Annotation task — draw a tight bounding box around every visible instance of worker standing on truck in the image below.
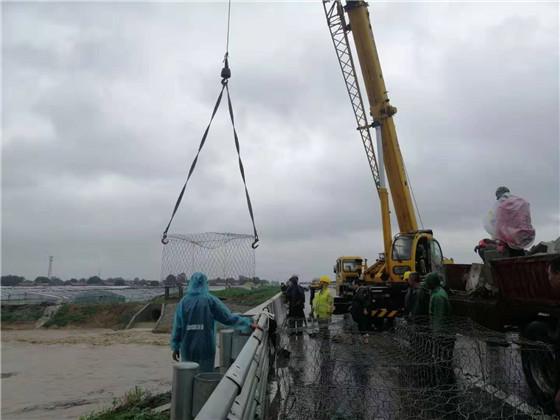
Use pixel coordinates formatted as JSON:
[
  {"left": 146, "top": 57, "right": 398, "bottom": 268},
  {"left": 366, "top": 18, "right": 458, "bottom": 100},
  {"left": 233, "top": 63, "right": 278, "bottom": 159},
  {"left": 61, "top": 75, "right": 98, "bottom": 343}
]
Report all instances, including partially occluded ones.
[
  {"left": 425, "top": 272, "right": 454, "bottom": 383},
  {"left": 483, "top": 186, "right": 535, "bottom": 256},
  {"left": 313, "top": 275, "right": 334, "bottom": 333}
]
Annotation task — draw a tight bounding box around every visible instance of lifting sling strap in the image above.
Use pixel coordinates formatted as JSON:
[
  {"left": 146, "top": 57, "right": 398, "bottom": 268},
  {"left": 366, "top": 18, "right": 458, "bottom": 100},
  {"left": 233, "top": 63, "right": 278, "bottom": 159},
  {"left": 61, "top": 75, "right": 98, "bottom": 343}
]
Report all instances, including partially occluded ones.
[{"left": 161, "top": 56, "right": 259, "bottom": 249}]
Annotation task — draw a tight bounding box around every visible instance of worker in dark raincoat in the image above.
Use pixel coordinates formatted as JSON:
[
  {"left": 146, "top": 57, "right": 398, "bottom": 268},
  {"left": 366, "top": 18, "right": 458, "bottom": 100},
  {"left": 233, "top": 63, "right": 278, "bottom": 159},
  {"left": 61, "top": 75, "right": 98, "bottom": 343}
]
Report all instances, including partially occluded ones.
[
  {"left": 170, "top": 272, "right": 254, "bottom": 372},
  {"left": 404, "top": 271, "right": 430, "bottom": 323},
  {"left": 286, "top": 275, "right": 306, "bottom": 334},
  {"left": 404, "top": 270, "right": 431, "bottom": 379},
  {"left": 351, "top": 286, "right": 372, "bottom": 342}
]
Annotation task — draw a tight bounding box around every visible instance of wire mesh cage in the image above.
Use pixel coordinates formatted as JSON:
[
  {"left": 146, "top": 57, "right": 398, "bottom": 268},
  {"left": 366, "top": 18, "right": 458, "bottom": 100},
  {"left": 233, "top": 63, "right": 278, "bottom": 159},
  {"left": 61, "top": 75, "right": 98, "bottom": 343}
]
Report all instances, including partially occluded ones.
[
  {"left": 269, "top": 314, "right": 552, "bottom": 420},
  {"left": 160, "top": 232, "right": 256, "bottom": 283}
]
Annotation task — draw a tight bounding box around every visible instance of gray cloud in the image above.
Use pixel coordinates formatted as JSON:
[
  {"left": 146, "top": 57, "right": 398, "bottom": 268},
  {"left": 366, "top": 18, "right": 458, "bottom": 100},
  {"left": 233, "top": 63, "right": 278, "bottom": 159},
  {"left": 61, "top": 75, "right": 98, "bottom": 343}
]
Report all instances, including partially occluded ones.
[{"left": 2, "top": 1, "right": 558, "bottom": 282}]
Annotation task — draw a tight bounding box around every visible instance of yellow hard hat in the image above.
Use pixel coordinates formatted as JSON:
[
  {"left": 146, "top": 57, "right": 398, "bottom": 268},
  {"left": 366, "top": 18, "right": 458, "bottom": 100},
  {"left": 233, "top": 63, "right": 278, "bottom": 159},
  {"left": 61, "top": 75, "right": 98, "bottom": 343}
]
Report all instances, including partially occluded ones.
[
  {"left": 319, "top": 275, "right": 331, "bottom": 284},
  {"left": 403, "top": 271, "right": 412, "bottom": 281}
]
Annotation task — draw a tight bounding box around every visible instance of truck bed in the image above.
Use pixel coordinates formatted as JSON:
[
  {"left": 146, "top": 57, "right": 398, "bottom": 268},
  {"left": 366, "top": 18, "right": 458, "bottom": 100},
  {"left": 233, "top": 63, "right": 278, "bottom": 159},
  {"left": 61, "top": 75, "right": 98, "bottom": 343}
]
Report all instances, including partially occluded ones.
[{"left": 446, "top": 254, "right": 560, "bottom": 330}]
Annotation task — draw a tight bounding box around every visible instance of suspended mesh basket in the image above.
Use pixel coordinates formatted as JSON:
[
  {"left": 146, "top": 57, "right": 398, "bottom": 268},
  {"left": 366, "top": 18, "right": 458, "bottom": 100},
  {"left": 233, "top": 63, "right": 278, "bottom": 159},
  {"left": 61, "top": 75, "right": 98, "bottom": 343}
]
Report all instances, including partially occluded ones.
[{"left": 160, "top": 232, "right": 256, "bottom": 283}]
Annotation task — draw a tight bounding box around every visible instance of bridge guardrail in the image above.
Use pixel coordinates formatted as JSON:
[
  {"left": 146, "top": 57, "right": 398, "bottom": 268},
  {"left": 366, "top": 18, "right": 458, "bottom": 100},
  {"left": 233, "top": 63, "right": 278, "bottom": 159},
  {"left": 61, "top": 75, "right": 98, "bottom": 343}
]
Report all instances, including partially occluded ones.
[{"left": 195, "top": 293, "right": 283, "bottom": 420}]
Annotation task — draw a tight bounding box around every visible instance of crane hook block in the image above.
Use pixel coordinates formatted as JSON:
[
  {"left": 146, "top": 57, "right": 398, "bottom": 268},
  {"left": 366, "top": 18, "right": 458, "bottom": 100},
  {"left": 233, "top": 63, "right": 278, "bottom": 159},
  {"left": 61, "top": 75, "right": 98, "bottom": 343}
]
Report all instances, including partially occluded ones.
[
  {"left": 221, "top": 65, "right": 231, "bottom": 80},
  {"left": 221, "top": 56, "right": 231, "bottom": 80}
]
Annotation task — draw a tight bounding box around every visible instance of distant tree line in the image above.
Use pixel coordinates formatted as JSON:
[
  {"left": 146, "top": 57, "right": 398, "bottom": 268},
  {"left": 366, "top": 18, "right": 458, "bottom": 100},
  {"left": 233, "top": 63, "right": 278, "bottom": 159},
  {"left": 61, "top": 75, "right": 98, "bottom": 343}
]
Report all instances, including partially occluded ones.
[
  {"left": 0, "top": 275, "right": 160, "bottom": 287},
  {"left": 2, "top": 273, "right": 277, "bottom": 288},
  {"left": 163, "top": 273, "right": 272, "bottom": 287}
]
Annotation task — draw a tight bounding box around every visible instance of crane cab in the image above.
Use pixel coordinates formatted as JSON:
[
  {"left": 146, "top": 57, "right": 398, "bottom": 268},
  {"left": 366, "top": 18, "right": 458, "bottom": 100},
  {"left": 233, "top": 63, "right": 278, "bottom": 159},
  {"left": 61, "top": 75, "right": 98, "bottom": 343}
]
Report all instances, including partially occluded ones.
[{"left": 378, "top": 230, "right": 446, "bottom": 284}]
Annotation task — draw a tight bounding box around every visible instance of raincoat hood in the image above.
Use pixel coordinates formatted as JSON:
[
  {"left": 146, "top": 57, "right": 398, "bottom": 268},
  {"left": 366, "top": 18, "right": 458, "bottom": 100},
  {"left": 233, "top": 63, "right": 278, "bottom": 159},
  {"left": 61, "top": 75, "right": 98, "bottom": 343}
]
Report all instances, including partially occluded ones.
[
  {"left": 495, "top": 186, "right": 510, "bottom": 200},
  {"left": 425, "top": 272, "right": 441, "bottom": 289},
  {"left": 187, "top": 272, "right": 210, "bottom": 295}
]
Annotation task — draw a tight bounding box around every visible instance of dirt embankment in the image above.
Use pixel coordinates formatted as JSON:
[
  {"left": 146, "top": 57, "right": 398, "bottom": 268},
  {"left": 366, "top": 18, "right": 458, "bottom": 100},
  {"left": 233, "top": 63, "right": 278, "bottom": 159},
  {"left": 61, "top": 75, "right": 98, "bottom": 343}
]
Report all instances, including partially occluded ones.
[
  {"left": 1, "top": 302, "right": 145, "bottom": 330},
  {"left": 2, "top": 287, "right": 279, "bottom": 331},
  {"left": 44, "top": 302, "right": 145, "bottom": 329},
  {"left": 1, "top": 304, "right": 48, "bottom": 329}
]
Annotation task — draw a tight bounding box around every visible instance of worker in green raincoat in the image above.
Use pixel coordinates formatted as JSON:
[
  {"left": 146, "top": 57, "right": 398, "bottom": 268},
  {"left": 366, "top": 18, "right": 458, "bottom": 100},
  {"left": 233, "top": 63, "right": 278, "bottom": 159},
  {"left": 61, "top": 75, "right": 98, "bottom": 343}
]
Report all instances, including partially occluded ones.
[
  {"left": 425, "top": 272, "right": 455, "bottom": 383},
  {"left": 426, "top": 273, "right": 451, "bottom": 331}
]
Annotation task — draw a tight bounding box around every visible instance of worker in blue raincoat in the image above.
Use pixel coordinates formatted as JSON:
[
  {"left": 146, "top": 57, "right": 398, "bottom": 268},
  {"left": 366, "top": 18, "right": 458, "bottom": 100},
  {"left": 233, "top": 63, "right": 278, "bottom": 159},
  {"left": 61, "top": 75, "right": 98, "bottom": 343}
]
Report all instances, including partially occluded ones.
[{"left": 170, "top": 272, "right": 254, "bottom": 372}]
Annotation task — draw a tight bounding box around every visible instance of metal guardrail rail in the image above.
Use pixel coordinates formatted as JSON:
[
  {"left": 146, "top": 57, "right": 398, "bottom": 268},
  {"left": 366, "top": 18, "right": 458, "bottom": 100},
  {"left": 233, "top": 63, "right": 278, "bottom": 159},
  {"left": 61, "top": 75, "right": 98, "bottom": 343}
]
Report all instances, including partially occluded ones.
[{"left": 195, "top": 294, "right": 282, "bottom": 420}]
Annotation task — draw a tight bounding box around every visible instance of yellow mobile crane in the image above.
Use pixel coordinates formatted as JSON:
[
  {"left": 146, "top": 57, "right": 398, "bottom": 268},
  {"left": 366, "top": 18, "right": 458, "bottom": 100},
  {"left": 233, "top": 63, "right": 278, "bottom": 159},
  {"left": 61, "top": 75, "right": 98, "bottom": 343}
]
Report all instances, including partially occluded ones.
[{"left": 323, "top": 0, "right": 448, "bottom": 320}]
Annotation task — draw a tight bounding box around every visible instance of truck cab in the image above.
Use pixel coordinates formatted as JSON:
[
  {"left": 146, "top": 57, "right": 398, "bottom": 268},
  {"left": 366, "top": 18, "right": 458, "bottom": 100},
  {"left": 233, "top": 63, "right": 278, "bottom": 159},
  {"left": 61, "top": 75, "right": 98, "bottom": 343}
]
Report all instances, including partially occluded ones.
[{"left": 334, "top": 256, "right": 363, "bottom": 307}]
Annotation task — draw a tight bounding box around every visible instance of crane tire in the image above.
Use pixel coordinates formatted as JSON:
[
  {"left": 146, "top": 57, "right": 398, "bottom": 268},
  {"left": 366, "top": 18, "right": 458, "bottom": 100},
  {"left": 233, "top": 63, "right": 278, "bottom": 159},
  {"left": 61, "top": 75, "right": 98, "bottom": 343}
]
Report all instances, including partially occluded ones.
[{"left": 520, "top": 320, "right": 558, "bottom": 414}]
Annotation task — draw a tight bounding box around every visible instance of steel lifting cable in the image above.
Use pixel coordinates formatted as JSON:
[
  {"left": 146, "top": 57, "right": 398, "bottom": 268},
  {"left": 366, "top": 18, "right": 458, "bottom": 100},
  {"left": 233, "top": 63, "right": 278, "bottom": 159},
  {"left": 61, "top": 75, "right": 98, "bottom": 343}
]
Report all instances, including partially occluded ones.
[
  {"left": 161, "top": 0, "right": 259, "bottom": 248},
  {"left": 404, "top": 165, "right": 424, "bottom": 229}
]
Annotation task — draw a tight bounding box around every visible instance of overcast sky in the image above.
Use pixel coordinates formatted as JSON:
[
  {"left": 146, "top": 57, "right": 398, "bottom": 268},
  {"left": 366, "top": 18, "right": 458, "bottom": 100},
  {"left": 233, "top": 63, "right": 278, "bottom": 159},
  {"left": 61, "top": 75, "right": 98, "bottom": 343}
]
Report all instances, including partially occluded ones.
[{"left": 2, "top": 1, "right": 559, "bottom": 282}]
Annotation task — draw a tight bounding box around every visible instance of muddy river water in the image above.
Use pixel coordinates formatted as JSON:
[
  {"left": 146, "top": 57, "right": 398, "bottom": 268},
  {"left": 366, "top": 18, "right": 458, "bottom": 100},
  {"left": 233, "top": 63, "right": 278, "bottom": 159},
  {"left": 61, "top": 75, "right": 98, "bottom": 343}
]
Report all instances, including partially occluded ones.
[{"left": 1, "top": 328, "right": 172, "bottom": 419}]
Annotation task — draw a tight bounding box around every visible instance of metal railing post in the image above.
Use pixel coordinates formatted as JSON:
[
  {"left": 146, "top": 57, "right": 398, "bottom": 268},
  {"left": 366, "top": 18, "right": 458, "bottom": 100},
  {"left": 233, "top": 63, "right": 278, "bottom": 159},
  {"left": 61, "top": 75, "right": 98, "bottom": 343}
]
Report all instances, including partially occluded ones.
[
  {"left": 192, "top": 372, "right": 223, "bottom": 418},
  {"left": 231, "top": 331, "right": 250, "bottom": 359},
  {"left": 220, "top": 329, "right": 234, "bottom": 372},
  {"left": 171, "top": 362, "right": 199, "bottom": 420}
]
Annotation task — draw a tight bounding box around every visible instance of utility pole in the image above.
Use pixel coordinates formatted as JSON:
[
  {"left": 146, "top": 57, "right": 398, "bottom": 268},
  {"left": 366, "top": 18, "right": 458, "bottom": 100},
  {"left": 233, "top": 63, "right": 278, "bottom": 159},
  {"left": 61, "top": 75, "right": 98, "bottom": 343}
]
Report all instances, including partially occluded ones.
[{"left": 47, "top": 256, "right": 54, "bottom": 279}]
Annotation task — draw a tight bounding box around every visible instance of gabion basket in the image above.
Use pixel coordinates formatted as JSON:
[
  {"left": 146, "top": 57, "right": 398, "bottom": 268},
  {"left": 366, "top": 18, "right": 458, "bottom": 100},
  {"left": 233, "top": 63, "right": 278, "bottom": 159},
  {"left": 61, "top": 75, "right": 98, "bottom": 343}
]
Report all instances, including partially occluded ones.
[
  {"left": 160, "top": 232, "right": 256, "bottom": 283},
  {"left": 271, "top": 315, "right": 550, "bottom": 420}
]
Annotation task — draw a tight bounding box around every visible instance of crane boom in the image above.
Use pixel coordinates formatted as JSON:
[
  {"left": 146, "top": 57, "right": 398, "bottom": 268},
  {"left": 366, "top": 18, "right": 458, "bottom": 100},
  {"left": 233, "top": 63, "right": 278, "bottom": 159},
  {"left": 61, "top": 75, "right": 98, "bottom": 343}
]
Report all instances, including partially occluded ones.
[
  {"left": 322, "top": 0, "right": 380, "bottom": 188},
  {"left": 345, "top": 0, "right": 418, "bottom": 234},
  {"left": 322, "top": 0, "right": 393, "bottom": 258}
]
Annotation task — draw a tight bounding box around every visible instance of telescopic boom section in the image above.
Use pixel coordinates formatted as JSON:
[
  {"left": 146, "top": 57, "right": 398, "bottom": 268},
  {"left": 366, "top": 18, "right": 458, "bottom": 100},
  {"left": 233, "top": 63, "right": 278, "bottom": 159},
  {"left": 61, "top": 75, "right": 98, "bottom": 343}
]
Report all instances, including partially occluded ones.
[{"left": 345, "top": 1, "right": 417, "bottom": 234}]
